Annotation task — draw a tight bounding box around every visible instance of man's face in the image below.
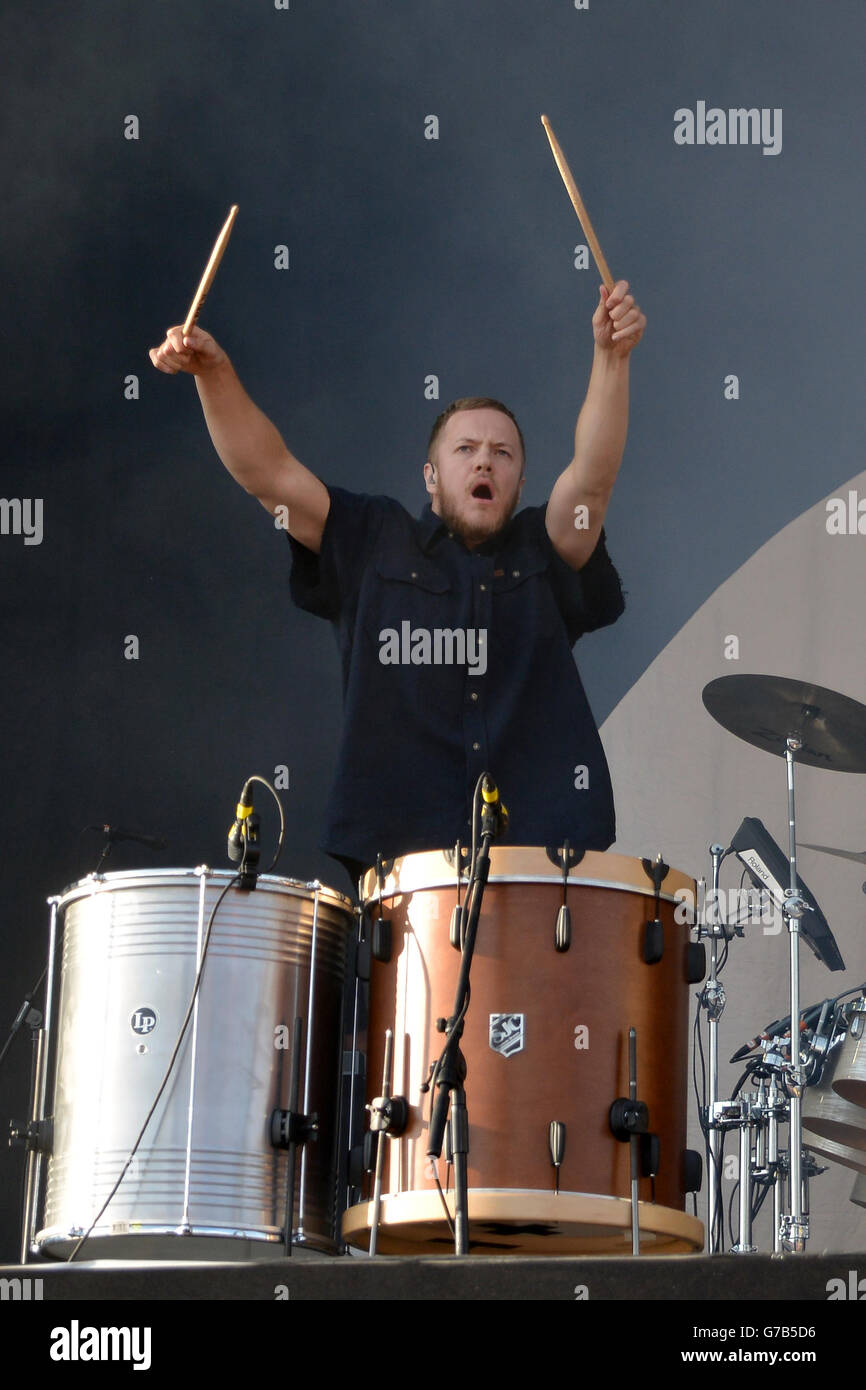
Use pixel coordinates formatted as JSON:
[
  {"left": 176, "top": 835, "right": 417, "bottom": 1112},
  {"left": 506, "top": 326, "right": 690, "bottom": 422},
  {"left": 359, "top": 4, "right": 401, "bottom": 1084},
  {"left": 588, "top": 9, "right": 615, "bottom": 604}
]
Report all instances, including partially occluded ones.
[{"left": 424, "top": 408, "right": 525, "bottom": 548}]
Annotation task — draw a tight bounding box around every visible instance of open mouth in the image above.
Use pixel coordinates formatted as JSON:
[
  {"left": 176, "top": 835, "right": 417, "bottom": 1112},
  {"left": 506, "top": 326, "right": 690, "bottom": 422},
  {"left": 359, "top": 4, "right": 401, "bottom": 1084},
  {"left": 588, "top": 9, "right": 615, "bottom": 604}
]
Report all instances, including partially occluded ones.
[{"left": 471, "top": 483, "right": 494, "bottom": 501}]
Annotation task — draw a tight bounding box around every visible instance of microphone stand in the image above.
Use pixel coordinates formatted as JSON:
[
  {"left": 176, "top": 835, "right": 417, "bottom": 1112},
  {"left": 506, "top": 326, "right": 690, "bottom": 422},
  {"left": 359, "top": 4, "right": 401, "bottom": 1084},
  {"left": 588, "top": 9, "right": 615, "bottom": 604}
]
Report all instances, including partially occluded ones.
[{"left": 426, "top": 803, "right": 499, "bottom": 1256}]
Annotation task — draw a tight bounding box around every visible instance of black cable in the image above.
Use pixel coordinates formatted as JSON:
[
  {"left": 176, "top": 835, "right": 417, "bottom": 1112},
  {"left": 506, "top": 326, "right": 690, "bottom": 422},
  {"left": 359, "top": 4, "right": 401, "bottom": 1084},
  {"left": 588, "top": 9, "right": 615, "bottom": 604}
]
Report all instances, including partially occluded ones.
[
  {"left": 728, "top": 1177, "right": 739, "bottom": 1249},
  {"left": 242, "top": 773, "right": 286, "bottom": 875},
  {"left": 432, "top": 1168, "right": 456, "bottom": 1239}
]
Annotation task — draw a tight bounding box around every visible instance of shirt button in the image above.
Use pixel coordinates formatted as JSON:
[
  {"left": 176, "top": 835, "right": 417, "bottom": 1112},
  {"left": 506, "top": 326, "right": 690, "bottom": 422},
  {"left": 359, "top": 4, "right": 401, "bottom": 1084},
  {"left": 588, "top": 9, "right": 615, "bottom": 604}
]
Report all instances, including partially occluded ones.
[
  {"left": 480, "top": 583, "right": 487, "bottom": 592},
  {"left": 512, "top": 569, "right": 520, "bottom": 578},
  {"left": 410, "top": 571, "right": 418, "bottom": 579},
  {"left": 470, "top": 692, "right": 478, "bottom": 702},
  {"left": 472, "top": 741, "right": 480, "bottom": 751}
]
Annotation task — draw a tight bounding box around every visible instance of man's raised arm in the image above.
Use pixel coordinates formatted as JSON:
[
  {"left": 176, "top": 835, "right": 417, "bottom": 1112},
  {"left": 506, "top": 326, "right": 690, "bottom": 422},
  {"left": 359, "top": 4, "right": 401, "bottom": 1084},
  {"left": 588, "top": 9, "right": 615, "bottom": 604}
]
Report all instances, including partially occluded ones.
[
  {"left": 545, "top": 280, "right": 645, "bottom": 571},
  {"left": 149, "top": 325, "right": 330, "bottom": 553}
]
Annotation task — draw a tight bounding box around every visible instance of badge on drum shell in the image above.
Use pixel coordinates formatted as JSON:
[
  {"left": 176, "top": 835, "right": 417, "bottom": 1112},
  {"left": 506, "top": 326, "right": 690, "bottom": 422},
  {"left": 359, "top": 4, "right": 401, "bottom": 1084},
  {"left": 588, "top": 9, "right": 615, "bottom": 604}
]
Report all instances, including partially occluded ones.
[
  {"left": 130, "top": 1007, "right": 157, "bottom": 1036},
  {"left": 489, "top": 1013, "right": 524, "bottom": 1057}
]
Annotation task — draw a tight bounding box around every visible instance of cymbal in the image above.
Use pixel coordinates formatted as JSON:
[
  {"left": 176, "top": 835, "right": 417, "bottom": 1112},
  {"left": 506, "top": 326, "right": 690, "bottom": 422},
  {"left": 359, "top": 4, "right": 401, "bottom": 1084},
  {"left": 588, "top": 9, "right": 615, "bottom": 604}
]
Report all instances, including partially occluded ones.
[
  {"left": 799, "top": 841, "right": 866, "bottom": 865},
  {"left": 702, "top": 675, "right": 866, "bottom": 772}
]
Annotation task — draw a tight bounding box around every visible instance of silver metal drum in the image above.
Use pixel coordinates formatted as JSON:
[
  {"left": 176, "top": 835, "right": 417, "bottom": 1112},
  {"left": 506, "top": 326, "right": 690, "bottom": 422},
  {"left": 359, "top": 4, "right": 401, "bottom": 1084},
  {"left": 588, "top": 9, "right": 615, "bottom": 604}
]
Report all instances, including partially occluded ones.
[
  {"left": 35, "top": 868, "right": 353, "bottom": 1260},
  {"left": 831, "top": 994, "right": 866, "bottom": 1108},
  {"left": 803, "top": 1040, "right": 866, "bottom": 1158}
]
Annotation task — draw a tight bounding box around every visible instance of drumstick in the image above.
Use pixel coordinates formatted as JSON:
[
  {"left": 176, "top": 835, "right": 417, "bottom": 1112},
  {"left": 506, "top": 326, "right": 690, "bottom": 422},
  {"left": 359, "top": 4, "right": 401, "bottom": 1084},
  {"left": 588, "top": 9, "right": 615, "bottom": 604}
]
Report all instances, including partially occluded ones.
[
  {"left": 182, "top": 204, "right": 239, "bottom": 336},
  {"left": 540, "top": 116, "right": 613, "bottom": 290}
]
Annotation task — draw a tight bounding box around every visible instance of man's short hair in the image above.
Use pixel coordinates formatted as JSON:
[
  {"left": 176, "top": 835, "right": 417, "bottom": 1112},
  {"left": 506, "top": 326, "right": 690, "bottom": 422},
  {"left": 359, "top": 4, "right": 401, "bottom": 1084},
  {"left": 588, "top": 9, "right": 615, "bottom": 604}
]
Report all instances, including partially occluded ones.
[{"left": 427, "top": 397, "right": 526, "bottom": 464}]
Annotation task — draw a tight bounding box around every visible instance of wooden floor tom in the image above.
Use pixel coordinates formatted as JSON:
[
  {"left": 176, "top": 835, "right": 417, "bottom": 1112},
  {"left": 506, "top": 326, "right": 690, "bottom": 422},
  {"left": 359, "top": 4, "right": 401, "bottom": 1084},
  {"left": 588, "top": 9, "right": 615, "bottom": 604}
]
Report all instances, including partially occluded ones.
[{"left": 344, "top": 847, "right": 704, "bottom": 1255}]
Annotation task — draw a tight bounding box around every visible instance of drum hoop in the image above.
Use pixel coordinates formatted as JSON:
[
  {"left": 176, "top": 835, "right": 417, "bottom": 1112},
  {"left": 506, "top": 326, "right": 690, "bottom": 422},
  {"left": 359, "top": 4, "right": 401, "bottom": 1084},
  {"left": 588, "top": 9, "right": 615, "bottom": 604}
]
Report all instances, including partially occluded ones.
[
  {"left": 369, "top": 873, "right": 688, "bottom": 905},
  {"left": 55, "top": 867, "right": 354, "bottom": 916},
  {"left": 362, "top": 849, "right": 694, "bottom": 906}
]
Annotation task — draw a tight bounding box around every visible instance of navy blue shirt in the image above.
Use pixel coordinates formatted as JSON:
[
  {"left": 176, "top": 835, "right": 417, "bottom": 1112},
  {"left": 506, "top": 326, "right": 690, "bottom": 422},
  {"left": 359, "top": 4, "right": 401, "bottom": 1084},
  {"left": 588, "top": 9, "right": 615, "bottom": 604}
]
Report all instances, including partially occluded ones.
[{"left": 288, "top": 486, "right": 624, "bottom": 871}]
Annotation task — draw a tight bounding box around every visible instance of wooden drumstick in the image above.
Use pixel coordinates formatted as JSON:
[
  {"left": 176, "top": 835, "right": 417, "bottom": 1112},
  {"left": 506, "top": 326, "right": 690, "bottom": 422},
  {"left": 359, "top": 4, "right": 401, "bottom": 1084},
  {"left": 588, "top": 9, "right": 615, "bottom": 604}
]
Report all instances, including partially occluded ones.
[
  {"left": 182, "top": 204, "right": 239, "bottom": 336},
  {"left": 540, "top": 115, "right": 613, "bottom": 290}
]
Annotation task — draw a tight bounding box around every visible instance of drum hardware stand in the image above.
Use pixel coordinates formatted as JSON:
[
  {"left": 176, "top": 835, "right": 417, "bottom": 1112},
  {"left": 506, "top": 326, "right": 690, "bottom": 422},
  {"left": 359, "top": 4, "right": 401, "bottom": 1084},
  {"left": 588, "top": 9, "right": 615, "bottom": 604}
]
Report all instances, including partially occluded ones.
[
  {"left": 696, "top": 844, "right": 737, "bottom": 1254},
  {"left": 15, "top": 894, "right": 62, "bottom": 1263},
  {"left": 345, "top": 893, "right": 368, "bottom": 1208},
  {"left": 640, "top": 854, "right": 669, "bottom": 964},
  {"left": 4, "top": 979, "right": 49, "bottom": 1260},
  {"left": 9, "top": 1048, "right": 53, "bottom": 1265},
  {"left": 609, "top": 1027, "right": 649, "bottom": 1255},
  {"left": 366, "top": 1028, "right": 408, "bottom": 1256},
  {"left": 726, "top": 1090, "right": 770, "bottom": 1254},
  {"left": 270, "top": 1017, "right": 318, "bottom": 1257},
  {"left": 751, "top": 1071, "right": 786, "bottom": 1253},
  {"left": 0, "top": 966, "right": 47, "bottom": 1071},
  {"left": 426, "top": 795, "right": 500, "bottom": 1256},
  {"left": 775, "top": 1148, "right": 821, "bottom": 1246},
  {"left": 779, "top": 735, "right": 810, "bottom": 1252}
]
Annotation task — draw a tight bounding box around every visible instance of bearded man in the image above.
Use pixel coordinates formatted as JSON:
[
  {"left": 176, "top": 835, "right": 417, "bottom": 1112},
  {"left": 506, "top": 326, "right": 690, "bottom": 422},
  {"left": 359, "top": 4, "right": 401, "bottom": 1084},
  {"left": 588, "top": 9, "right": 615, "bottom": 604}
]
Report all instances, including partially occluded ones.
[{"left": 150, "top": 281, "right": 645, "bottom": 879}]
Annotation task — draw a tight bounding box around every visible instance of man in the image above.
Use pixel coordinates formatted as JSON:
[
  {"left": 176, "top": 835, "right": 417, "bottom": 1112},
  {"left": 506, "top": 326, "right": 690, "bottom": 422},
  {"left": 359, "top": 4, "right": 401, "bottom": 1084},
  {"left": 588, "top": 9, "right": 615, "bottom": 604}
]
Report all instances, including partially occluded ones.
[{"left": 150, "top": 282, "right": 645, "bottom": 879}]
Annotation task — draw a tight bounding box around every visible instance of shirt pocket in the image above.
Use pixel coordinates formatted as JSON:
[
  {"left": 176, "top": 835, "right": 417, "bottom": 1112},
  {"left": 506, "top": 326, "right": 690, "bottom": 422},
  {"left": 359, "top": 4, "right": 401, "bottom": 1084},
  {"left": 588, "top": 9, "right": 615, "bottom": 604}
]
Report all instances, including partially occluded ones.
[
  {"left": 492, "top": 552, "right": 572, "bottom": 647},
  {"left": 492, "top": 552, "right": 549, "bottom": 594},
  {"left": 361, "top": 553, "right": 453, "bottom": 644}
]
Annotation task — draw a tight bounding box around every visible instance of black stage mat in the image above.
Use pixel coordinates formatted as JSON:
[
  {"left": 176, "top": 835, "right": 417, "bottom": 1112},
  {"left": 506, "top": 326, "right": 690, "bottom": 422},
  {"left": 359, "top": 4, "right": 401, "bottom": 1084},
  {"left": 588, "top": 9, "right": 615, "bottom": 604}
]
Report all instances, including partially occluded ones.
[{"left": 3, "top": 1251, "right": 865, "bottom": 1301}]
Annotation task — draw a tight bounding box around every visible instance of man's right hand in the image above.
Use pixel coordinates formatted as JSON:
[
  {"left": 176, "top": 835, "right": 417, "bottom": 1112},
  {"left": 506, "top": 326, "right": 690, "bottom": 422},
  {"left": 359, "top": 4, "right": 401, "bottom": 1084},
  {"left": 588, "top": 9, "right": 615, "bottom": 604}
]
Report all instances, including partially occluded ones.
[
  {"left": 147, "top": 322, "right": 330, "bottom": 552},
  {"left": 149, "top": 324, "right": 227, "bottom": 376}
]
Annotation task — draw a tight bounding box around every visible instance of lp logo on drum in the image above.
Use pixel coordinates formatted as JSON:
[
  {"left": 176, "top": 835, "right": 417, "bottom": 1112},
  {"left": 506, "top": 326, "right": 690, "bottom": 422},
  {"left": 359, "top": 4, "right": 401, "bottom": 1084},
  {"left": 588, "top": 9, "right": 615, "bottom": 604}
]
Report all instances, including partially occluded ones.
[{"left": 130, "top": 1008, "right": 157, "bottom": 1036}]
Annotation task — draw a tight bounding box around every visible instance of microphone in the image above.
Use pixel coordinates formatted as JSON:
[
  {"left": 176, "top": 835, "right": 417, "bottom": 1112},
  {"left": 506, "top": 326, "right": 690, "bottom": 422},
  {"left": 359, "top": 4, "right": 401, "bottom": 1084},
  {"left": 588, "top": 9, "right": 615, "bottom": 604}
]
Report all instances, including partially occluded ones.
[
  {"left": 481, "top": 774, "right": 509, "bottom": 837},
  {"left": 729, "top": 999, "right": 831, "bottom": 1062},
  {"left": 227, "top": 779, "right": 256, "bottom": 863}
]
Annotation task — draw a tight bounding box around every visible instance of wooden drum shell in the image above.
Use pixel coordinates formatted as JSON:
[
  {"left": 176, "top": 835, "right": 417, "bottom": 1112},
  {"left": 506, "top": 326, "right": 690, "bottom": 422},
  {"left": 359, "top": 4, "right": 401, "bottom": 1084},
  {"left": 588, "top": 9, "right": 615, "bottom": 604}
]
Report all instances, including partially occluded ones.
[{"left": 345, "top": 848, "right": 704, "bottom": 1255}]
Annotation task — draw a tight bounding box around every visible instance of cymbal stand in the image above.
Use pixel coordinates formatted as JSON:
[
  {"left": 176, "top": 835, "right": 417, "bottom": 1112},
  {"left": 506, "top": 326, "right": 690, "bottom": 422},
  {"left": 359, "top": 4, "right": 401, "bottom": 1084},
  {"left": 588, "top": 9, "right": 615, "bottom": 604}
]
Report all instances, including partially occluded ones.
[
  {"left": 780, "top": 737, "right": 810, "bottom": 1252},
  {"left": 765, "top": 1071, "right": 786, "bottom": 1253},
  {"left": 698, "top": 844, "right": 730, "bottom": 1253}
]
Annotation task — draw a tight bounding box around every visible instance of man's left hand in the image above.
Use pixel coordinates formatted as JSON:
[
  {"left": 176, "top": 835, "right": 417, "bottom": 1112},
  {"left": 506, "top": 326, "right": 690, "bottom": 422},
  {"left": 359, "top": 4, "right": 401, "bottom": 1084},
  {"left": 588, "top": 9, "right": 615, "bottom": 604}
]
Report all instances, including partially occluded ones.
[{"left": 592, "top": 279, "right": 645, "bottom": 357}]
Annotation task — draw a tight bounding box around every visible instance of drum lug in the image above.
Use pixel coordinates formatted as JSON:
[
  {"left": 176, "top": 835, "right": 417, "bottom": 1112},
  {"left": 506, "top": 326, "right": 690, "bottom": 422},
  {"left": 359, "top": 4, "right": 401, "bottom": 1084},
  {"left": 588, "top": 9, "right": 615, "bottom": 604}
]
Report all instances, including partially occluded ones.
[
  {"left": 641, "top": 854, "right": 670, "bottom": 893},
  {"left": 544, "top": 844, "right": 585, "bottom": 871},
  {"left": 640, "top": 1131, "right": 660, "bottom": 1178},
  {"left": 450, "top": 903, "right": 464, "bottom": 951},
  {"left": 685, "top": 941, "right": 707, "bottom": 983},
  {"left": 548, "top": 1120, "right": 566, "bottom": 1192},
  {"left": 361, "top": 1131, "right": 378, "bottom": 1176},
  {"left": 372, "top": 916, "right": 392, "bottom": 963},
  {"left": 682, "top": 1148, "right": 703, "bottom": 1193},
  {"left": 555, "top": 904, "right": 571, "bottom": 952},
  {"left": 643, "top": 918, "right": 664, "bottom": 964},
  {"left": 641, "top": 855, "right": 669, "bottom": 965},
  {"left": 355, "top": 935, "right": 371, "bottom": 982}
]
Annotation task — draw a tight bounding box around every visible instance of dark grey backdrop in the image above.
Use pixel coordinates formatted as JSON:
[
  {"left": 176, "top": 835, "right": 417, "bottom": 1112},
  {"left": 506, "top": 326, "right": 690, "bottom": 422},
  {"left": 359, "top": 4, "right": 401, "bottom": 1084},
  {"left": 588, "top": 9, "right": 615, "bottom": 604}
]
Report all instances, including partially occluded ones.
[{"left": 2, "top": 0, "right": 864, "bottom": 1262}]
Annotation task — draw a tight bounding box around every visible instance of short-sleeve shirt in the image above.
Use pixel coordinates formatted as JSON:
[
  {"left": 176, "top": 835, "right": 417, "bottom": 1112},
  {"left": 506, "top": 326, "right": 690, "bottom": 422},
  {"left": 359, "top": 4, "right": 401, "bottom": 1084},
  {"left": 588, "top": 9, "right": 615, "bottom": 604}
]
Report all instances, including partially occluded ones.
[{"left": 288, "top": 486, "right": 624, "bottom": 873}]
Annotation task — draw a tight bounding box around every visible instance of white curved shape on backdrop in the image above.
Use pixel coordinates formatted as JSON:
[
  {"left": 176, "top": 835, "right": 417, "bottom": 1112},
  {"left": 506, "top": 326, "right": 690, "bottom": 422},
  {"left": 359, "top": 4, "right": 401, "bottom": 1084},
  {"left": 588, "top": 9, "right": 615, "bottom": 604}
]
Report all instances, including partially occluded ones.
[{"left": 601, "top": 472, "right": 866, "bottom": 1252}]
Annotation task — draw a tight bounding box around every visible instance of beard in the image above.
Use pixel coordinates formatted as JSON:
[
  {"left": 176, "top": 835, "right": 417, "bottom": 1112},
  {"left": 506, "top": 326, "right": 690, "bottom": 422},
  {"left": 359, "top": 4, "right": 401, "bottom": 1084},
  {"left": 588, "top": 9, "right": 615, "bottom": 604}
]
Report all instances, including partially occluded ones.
[{"left": 435, "top": 486, "right": 520, "bottom": 549}]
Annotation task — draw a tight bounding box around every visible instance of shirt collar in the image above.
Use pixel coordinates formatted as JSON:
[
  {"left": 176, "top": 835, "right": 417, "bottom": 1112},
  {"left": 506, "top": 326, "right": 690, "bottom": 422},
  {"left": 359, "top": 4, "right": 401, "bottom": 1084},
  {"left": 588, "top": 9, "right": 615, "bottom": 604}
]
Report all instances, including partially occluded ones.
[
  {"left": 416, "top": 502, "right": 521, "bottom": 556},
  {"left": 416, "top": 502, "right": 449, "bottom": 552}
]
